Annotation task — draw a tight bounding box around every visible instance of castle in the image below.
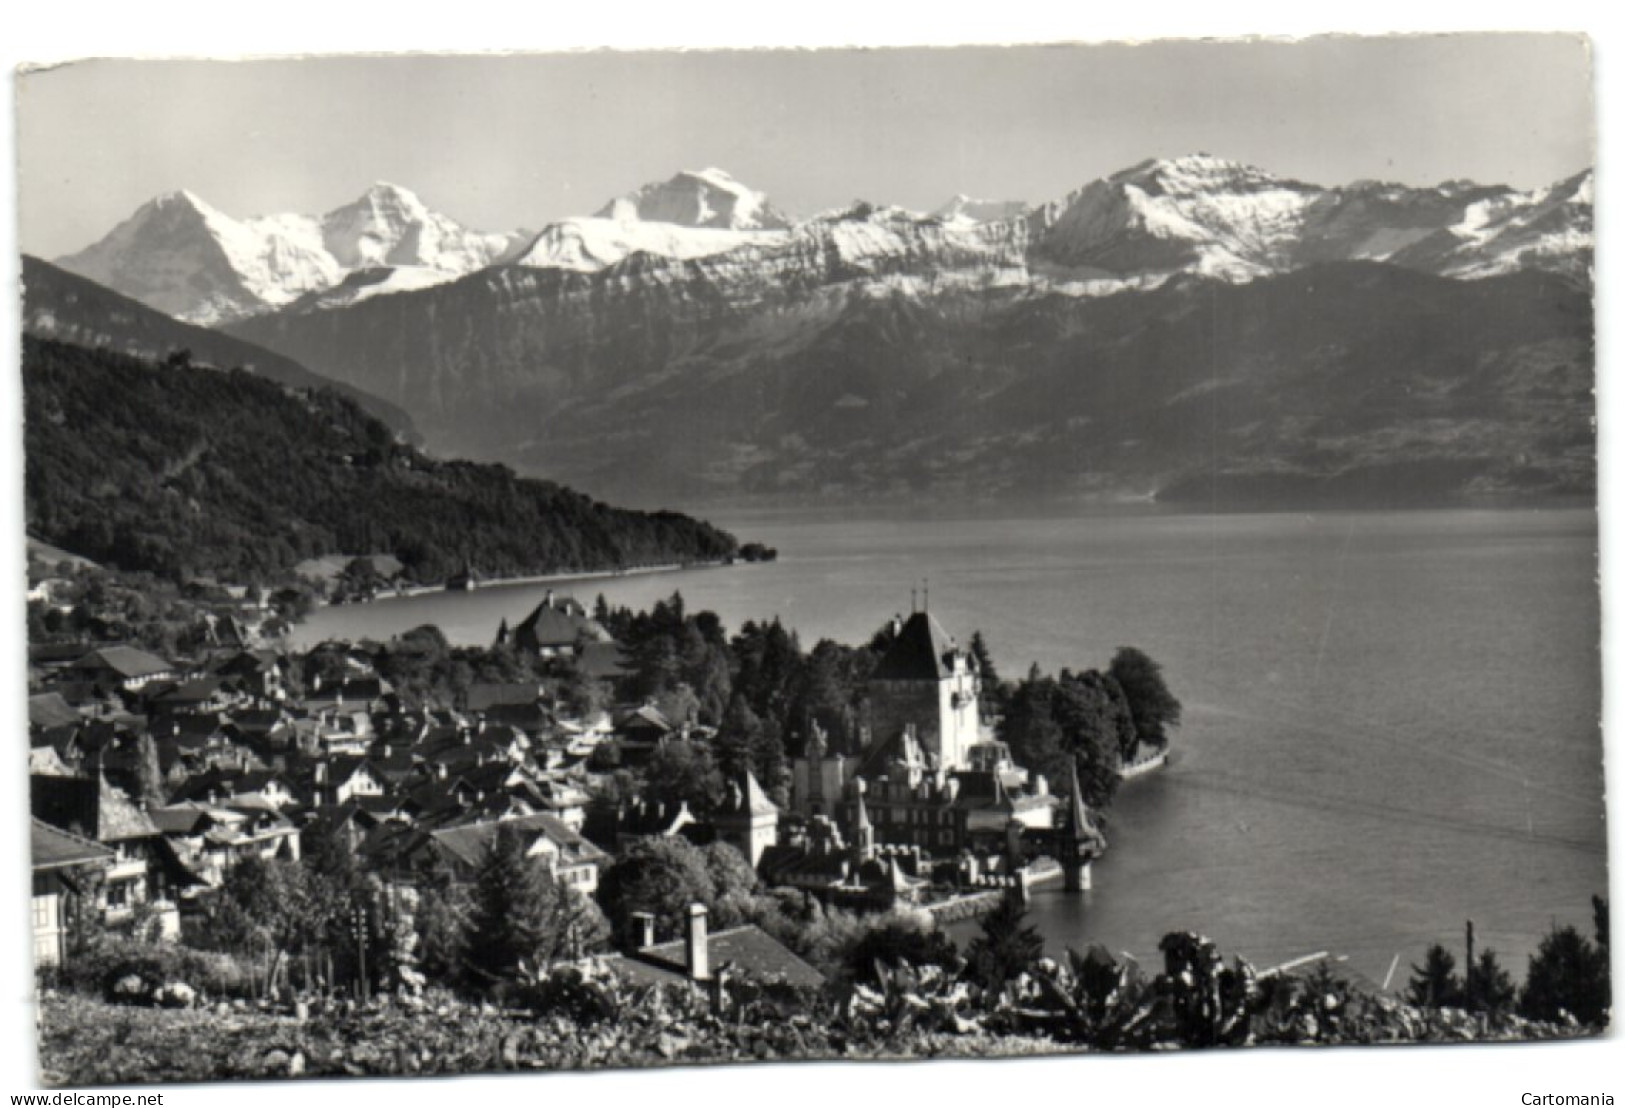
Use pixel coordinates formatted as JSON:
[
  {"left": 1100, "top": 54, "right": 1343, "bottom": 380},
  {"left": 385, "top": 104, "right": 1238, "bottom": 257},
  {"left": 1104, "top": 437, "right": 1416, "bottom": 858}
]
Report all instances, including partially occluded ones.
[
  {"left": 791, "top": 607, "right": 985, "bottom": 816},
  {"left": 786, "top": 604, "right": 1101, "bottom": 887}
]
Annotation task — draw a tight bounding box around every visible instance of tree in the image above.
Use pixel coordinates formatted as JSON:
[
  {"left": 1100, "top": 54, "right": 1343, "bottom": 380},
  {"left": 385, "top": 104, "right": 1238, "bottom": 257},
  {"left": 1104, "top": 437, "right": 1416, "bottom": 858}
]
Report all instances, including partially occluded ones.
[
  {"left": 1405, "top": 943, "right": 1463, "bottom": 1008},
  {"left": 1465, "top": 948, "right": 1517, "bottom": 1019},
  {"left": 702, "top": 841, "right": 762, "bottom": 928},
  {"left": 596, "top": 836, "right": 718, "bottom": 949},
  {"left": 639, "top": 739, "right": 725, "bottom": 817},
  {"left": 412, "top": 855, "right": 470, "bottom": 985},
  {"left": 1108, "top": 647, "right": 1182, "bottom": 751},
  {"left": 465, "top": 824, "right": 607, "bottom": 985},
  {"left": 844, "top": 914, "right": 961, "bottom": 985},
  {"left": 132, "top": 732, "right": 165, "bottom": 809},
  {"left": 965, "top": 893, "right": 1044, "bottom": 996},
  {"left": 1520, "top": 923, "right": 1611, "bottom": 1026},
  {"left": 968, "top": 630, "right": 999, "bottom": 684},
  {"left": 714, "top": 698, "right": 765, "bottom": 780}
]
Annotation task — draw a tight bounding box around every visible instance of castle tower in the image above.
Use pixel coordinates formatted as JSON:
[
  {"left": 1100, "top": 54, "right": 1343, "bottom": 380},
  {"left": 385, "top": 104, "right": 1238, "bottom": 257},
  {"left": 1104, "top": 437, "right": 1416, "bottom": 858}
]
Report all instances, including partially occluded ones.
[
  {"left": 849, "top": 781, "right": 875, "bottom": 864},
  {"left": 1061, "top": 758, "right": 1101, "bottom": 892},
  {"left": 713, "top": 767, "right": 781, "bottom": 867},
  {"left": 866, "top": 609, "right": 981, "bottom": 772}
]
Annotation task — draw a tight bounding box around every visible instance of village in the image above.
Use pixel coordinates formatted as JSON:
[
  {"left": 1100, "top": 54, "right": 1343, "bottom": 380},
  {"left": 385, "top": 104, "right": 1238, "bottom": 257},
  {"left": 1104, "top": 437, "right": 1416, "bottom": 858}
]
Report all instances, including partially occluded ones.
[{"left": 28, "top": 575, "right": 1110, "bottom": 995}]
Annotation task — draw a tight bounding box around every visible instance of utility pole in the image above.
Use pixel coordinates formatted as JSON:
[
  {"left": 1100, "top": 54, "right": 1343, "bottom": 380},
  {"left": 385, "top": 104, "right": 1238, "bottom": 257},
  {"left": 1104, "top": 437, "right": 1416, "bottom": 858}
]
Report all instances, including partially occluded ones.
[{"left": 353, "top": 902, "right": 369, "bottom": 1002}]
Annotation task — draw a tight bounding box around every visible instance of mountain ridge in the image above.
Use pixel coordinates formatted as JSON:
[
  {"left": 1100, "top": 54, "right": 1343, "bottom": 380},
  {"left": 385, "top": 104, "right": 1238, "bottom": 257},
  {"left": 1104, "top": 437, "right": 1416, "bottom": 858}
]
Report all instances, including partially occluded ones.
[
  {"left": 20, "top": 255, "right": 418, "bottom": 437},
  {"left": 59, "top": 155, "right": 1593, "bottom": 326}
]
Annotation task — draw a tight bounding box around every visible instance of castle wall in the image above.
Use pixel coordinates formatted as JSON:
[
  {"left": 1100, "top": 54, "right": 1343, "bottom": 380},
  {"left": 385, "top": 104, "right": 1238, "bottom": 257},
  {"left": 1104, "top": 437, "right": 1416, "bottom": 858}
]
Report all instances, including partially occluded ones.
[{"left": 869, "top": 680, "right": 945, "bottom": 758}]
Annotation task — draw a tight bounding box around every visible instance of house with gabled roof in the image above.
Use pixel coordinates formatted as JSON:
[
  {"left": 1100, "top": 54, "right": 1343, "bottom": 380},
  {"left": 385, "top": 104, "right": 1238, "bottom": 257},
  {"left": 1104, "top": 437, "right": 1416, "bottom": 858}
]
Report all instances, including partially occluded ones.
[
  {"left": 148, "top": 801, "right": 302, "bottom": 886},
  {"left": 31, "top": 773, "right": 186, "bottom": 934},
  {"left": 67, "top": 645, "right": 176, "bottom": 693},
  {"left": 378, "top": 812, "right": 609, "bottom": 896},
  {"left": 311, "top": 755, "right": 388, "bottom": 806},
  {"left": 509, "top": 591, "right": 613, "bottom": 658},
  {"left": 604, "top": 902, "right": 824, "bottom": 992},
  {"left": 168, "top": 767, "right": 298, "bottom": 810},
  {"left": 31, "top": 819, "right": 113, "bottom": 968}
]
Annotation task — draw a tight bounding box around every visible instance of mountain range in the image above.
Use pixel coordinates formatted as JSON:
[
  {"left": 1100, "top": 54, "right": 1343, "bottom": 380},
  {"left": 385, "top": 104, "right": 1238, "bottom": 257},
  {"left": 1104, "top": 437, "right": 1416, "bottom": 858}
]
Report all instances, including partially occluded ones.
[{"left": 43, "top": 155, "right": 1596, "bottom": 508}]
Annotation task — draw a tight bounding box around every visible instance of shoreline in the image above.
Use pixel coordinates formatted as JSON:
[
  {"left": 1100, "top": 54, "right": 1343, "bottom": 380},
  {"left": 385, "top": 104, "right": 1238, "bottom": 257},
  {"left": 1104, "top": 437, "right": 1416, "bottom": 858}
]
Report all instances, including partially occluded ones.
[{"left": 329, "top": 558, "right": 736, "bottom": 607}]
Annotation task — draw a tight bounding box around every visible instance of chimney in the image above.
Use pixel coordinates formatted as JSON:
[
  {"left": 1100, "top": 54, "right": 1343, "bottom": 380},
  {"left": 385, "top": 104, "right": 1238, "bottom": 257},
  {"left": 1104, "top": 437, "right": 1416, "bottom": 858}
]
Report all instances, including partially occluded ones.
[
  {"left": 684, "top": 903, "right": 709, "bottom": 981},
  {"left": 632, "top": 911, "right": 656, "bottom": 950}
]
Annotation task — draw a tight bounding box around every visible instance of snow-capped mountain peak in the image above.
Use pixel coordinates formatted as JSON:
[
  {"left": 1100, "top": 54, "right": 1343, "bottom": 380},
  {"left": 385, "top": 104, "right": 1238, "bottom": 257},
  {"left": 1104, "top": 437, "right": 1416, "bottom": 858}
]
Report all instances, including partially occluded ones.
[
  {"left": 933, "top": 195, "right": 1029, "bottom": 223},
  {"left": 56, "top": 156, "right": 1593, "bottom": 327},
  {"left": 595, "top": 168, "right": 792, "bottom": 230},
  {"left": 57, "top": 184, "right": 529, "bottom": 324}
]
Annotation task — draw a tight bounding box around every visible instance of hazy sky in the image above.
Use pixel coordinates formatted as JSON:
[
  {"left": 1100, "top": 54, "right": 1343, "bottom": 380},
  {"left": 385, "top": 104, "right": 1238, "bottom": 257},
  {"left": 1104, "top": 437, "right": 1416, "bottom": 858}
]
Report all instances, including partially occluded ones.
[{"left": 17, "top": 34, "right": 1594, "bottom": 258}]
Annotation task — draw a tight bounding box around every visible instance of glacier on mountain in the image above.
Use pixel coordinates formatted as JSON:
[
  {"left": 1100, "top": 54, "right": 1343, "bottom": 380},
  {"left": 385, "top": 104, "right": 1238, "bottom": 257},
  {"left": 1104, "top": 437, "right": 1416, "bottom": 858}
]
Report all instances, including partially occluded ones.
[
  {"left": 56, "top": 183, "right": 527, "bottom": 325},
  {"left": 59, "top": 156, "right": 1593, "bottom": 328}
]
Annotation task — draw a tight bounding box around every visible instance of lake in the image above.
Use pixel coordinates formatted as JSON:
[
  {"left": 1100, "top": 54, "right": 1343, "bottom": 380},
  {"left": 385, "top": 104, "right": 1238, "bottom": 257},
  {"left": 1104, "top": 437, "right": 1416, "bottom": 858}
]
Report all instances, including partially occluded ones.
[{"left": 293, "top": 508, "right": 1607, "bottom": 983}]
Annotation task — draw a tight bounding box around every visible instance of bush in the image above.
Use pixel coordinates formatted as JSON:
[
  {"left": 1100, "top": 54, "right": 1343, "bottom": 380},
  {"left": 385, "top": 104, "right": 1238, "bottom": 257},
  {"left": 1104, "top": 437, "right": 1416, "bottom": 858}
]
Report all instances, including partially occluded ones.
[{"left": 52, "top": 937, "right": 253, "bottom": 1003}]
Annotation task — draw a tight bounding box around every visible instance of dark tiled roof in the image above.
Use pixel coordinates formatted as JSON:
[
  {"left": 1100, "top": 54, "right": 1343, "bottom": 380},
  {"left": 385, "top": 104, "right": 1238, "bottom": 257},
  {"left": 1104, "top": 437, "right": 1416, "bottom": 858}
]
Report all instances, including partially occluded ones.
[
  {"left": 515, "top": 603, "right": 592, "bottom": 650},
  {"left": 611, "top": 925, "right": 825, "bottom": 989},
  {"left": 716, "top": 768, "right": 779, "bottom": 818},
  {"left": 616, "top": 705, "right": 672, "bottom": 733},
  {"left": 32, "top": 818, "right": 114, "bottom": 871},
  {"left": 466, "top": 683, "right": 542, "bottom": 711},
  {"left": 73, "top": 645, "right": 173, "bottom": 680},
  {"left": 28, "top": 693, "right": 81, "bottom": 730},
  {"left": 871, "top": 612, "right": 957, "bottom": 682},
  {"left": 426, "top": 812, "right": 608, "bottom": 871}
]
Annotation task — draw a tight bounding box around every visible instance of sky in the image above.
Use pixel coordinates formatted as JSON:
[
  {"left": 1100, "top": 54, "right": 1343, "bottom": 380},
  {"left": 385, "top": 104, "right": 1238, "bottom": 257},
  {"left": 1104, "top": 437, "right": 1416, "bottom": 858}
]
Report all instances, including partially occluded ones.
[{"left": 16, "top": 34, "right": 1595, "bottom": 258}]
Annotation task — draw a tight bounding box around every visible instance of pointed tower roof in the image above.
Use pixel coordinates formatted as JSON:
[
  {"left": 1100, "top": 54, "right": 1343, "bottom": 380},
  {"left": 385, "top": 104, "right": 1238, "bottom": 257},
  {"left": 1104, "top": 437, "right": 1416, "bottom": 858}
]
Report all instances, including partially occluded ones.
[
  {"left": 887, "top": 856, "right": 911, "bottom": 892},
  {"left": 739, "top": 767, "right": 779, "bottom": 817},
  {"left": 1068, "top": 758, "right": 1094, "bottom": 836},
  {"left": 871, "top": 611, "right": 958, "bottom": 681},
  {"left": 852, "top": 787, "right": 872, "bottom": 831}
]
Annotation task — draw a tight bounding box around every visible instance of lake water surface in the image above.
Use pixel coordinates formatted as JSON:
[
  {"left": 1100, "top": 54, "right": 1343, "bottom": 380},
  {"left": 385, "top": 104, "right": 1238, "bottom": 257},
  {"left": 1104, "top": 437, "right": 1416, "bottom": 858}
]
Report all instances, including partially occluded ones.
[{"left": 294, "top": 509, "right": 1606, "bottom": 983}]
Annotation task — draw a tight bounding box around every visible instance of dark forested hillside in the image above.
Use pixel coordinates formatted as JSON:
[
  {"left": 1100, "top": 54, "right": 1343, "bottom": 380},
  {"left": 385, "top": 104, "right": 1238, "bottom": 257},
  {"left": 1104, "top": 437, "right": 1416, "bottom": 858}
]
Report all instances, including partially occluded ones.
[
  {"left": 23, "top": 337, "right": 738, "bottom": 583},
  {"left": 22, "top": 255, "right": 418, "bottom": 438}
]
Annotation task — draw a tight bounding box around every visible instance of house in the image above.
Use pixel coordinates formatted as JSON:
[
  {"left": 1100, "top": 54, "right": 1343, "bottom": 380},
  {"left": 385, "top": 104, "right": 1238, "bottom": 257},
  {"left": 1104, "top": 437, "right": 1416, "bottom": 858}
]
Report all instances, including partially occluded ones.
[
  {"left": 315, "top": 708, "right": 375, "bottom": 755},
  {"left": 613, "top": 796, "right": 697, "bottom": 851},
  {"left": 465, "top": 682, "right": 548, "bottom": 729},
  {"left": 387, "top": 812, "right": 609, "bottom": 895},
  {"left": 145, "top": 676, "right": 243, "bottom": 717},
  {"left": 517, "top": 774, "right": 591, "bottom": 831},
  {"left": 28, "top": 692, "right": 82, "bottom": 731},
  {"left": 210, "top": 650, "right": 288, "bottom": 702},
  {"left": 509, "top": 592, "right": 614, "bottom": 657},
  {"left": 604, "top": 903, "right": 824, "bottom": 990},
  {"left": 66, "top": 645, "right": 176, "bottom": 693},
  {"left": 311, "top": 756, "right": 387, "bottom": 806},
  {"left": 302, "top": 796, "right": 411, "bottom": 853},
  {"left": 303, "top": 675, "right": 392, "bottom": 715},
  {"left": 168, "top": 767, "right": 299, "bottom": 810},
  {"left": 614, "top": 704, "right": 675, "bottom": 764},
  {"left": 31, "top": 819, "right": 113, "bottom": 969},
  {"left": 148, "top": 802, "right": 302, "bottom": 887},
  {"left": 30, "top": 773, "right": 188, "bottom": 931}
]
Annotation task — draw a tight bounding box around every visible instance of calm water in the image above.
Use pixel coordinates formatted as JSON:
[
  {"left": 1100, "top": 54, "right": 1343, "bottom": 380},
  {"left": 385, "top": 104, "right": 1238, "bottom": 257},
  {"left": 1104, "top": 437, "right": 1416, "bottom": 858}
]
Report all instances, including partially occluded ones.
[{"left": 295, "top": 509, "right": 1607, "bottom": 982}]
